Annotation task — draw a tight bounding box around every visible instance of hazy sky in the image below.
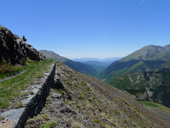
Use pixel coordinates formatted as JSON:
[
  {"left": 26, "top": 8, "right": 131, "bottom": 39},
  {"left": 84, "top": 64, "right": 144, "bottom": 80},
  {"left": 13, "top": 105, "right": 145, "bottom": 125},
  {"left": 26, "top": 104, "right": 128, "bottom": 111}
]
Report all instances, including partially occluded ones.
[{"left": 1, "top": 0, "right": 170, "bottom": 59}]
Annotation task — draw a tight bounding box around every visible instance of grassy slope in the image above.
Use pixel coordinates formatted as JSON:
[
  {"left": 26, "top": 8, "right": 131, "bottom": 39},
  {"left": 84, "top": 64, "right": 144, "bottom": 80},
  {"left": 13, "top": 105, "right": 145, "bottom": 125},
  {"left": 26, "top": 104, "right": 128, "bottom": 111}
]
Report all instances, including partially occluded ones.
[
  {"left": 127, "top": 60, "right": 165, "bottom": 73},
  {"left": 26, "top": 61, "right": 170, "bottom": 128},
  {"left": 0, "top": 60, "right": 55, "bottom": 109},
  {"left": 158, "top": 59, "right": 170, "bottom": 72},
  {"left": 0, "top": 58, "right": 38, "bottom": 79}
]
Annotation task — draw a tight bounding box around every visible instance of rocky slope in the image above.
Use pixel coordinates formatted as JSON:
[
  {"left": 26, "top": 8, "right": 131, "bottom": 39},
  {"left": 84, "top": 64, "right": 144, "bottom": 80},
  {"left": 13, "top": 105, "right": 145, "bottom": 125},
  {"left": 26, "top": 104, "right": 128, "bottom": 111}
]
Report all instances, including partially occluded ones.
[
  {"left": 0, "top": 25, "right": 45, "bottom": 65},
  {"left": 24, "top": 61, "right": 170, "bottom": 128},
  {"left": 40, "top": 50, "right": 97, "bottom": 76}
]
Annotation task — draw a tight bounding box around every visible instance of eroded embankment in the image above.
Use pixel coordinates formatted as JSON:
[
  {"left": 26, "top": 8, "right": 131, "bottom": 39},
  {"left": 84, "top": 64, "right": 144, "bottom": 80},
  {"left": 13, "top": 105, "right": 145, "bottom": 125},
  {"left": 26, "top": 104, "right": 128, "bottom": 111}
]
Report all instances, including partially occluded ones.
[{"left": 0, "top": 62, "right": 56, "bottom": 128}]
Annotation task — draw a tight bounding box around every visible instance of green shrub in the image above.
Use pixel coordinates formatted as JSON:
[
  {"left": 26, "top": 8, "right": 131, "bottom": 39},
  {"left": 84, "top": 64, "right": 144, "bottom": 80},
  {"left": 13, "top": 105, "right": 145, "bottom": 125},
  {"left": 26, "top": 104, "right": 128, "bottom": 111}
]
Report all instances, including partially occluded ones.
[
  {"left": 93, "top": 119, "right": 100, "bottom": 123},
  {"left": 40, "top": 121, "right": 58, "bottom": 128},
  {"left": 88, "top": 97, "right": 93, "bottom": 102},
  {"left": 57, "top": 89, "right": 65, "bottom": 98},
  {"left": 65, "top": 99, "right": 70, "bottom": 105},
  {"left": 22, "top": 35, "right": 27, "bottom": 41},
  {"left": 19, "top": 58, "right": 26, "bottom": 65},
  {"left": 41, "top": 114, "right": 50, "bottom": 121},
  {"left": 76, "top": 104, "right": 80, "bottom": 109},
  {"left": 79, "top": 92, "right": 85, "bottom": 99},
  {"left": 0, "top": 59, "right": 17, "bottom": 74}
]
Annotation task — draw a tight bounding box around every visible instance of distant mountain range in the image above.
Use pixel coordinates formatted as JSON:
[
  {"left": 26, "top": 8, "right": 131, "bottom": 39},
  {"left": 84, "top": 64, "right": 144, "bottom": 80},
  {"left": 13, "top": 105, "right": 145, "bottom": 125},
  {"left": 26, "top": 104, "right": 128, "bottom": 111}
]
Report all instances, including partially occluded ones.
[
  {"left": 73, "top": 57, "right": 122, "bottom": 73},
  {"left": 73, "top": 57, "right": 122, "bottom": 64},
  {"left": 97, "top": 44, "right": 170, "bottom": 107},
  {"left": 81, "top": 61, "right": 110, "bottom": 73},
  {"left": 40, "top": 50, "right": 97, "bottom": 76},
  {"left": 40, "top": 51, "right": 122, "bottom": 74}
]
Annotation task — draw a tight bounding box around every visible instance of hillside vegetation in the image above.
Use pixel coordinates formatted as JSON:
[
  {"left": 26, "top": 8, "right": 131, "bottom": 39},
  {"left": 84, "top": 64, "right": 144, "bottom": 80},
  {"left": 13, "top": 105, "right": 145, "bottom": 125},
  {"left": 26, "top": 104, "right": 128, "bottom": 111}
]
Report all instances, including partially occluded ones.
[
  {"left": 25, "top": 61, "right": 170, "bottom": 128},
  {"left": 98, "top": 45, "right": 170, "bottom": 83},
  {"left": 110, "top": 60, "right": 170, "bottom": 107},
  {"left": 111, "top": 71, "right": 170, "bottom": 107}
]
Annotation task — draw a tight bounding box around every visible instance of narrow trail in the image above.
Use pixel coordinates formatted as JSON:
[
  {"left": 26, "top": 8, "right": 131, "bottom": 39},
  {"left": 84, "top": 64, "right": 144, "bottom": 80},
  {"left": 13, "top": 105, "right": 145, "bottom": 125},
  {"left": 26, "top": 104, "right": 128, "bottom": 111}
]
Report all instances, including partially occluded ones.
[
  {"left": 0, "top": 70, "right": 29, "bottom": 83},
  {"left": 0, "top": 64, "right": 38, "bottom": 83},
  {"left": 150, "top": 107, "right": 170, "bottom": 123}
]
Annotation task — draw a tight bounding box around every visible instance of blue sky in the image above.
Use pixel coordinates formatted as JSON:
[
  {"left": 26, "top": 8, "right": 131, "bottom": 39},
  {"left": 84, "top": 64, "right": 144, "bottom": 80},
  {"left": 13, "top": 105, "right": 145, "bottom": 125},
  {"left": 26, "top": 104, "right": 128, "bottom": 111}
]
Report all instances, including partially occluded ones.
[{"left": 1, "top": 0, "right": 170, "bottom": 59}]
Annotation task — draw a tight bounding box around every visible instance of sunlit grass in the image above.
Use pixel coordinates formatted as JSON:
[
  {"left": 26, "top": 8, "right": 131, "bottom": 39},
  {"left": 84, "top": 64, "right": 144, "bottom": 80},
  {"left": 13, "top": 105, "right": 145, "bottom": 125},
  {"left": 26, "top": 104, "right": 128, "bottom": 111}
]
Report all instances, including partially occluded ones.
[
  {"left": 0, "top": 59, "right": 55, "bottom": 109},
  {"left": 0, "top": 58, "right": 38, "bottom": 80},
  {"left": 139, "top": 101, "right": 159, "bottom": 107}
]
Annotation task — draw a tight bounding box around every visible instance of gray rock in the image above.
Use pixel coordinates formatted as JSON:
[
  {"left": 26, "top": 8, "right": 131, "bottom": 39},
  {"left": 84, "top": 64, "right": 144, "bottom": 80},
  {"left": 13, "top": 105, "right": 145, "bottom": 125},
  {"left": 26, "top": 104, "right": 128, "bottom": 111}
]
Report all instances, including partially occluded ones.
[
  {"left": 0, "top": 108, "right": 25, "bottom": 123},
  {"left": 0, "top": 25, "right": 46, "bottom": 65}
]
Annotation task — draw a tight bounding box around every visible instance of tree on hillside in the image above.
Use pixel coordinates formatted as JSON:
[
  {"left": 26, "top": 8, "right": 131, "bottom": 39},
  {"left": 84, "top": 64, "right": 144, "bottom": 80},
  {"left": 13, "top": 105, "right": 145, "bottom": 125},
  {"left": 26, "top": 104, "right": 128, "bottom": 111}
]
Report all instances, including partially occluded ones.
[{"left": 22, "top": 35, "right": 27, "bottom": 42}]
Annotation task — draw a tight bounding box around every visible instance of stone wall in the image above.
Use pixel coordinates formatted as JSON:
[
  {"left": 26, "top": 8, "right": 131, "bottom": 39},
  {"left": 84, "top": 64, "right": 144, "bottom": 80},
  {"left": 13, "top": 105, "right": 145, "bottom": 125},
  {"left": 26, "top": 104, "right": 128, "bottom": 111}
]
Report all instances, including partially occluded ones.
[{"left": 0, "top": 62, "right": 56, "bottom": 128}]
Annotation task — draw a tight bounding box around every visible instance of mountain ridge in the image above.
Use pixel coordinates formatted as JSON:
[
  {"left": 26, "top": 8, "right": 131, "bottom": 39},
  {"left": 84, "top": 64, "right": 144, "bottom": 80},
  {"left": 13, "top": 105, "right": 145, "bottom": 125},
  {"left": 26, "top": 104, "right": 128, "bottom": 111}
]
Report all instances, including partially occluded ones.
[
  {"left": 98, "top": 44, "right": 170, "bottom": 83},
  {"left": 119, "top": 44, "right": 170, "bottom": 62},
  {"left": 73, "top": 57, "right": 122, "bottom": 63},
  {"left": 40, "top": 50, "right": 97, "bottom": 76}
]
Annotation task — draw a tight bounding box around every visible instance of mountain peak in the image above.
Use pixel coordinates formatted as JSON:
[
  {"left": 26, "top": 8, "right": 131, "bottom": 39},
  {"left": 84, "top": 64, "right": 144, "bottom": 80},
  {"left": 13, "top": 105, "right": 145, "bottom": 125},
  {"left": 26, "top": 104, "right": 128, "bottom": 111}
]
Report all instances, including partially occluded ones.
[{"left": 120, "top": 44, "right": 170, "bottom": 61}]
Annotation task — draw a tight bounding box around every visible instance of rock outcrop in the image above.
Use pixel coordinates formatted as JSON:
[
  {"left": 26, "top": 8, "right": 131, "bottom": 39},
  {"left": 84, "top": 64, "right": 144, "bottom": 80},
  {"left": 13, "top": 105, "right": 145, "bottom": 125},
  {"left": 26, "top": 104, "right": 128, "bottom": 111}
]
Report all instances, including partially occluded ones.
[{"left": 0, "top": 25, "right": 45, "bottom": 65}]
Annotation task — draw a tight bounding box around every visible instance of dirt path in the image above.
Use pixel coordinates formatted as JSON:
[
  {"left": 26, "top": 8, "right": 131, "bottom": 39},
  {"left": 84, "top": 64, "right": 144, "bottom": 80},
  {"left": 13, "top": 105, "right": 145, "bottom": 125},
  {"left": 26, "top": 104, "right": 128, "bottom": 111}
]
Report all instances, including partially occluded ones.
[{"left": 150, "top": 107, "right": 170, "bottom": 122}]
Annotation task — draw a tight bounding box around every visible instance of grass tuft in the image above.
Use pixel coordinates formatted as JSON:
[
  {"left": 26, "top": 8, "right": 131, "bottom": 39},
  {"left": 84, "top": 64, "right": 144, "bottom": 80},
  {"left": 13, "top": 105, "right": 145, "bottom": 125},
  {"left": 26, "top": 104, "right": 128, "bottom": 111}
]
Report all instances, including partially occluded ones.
[{"left": 71, "top": 121, "right": 83, "bottom": 128}]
